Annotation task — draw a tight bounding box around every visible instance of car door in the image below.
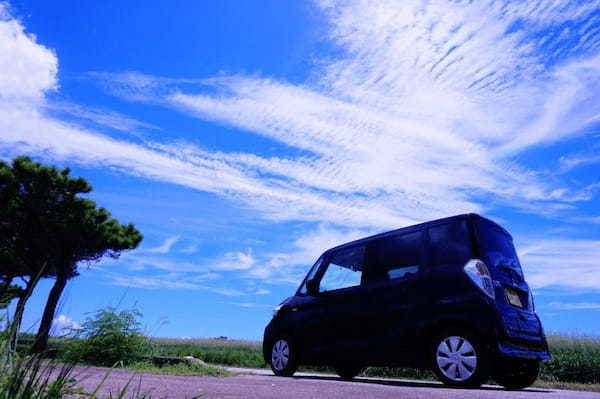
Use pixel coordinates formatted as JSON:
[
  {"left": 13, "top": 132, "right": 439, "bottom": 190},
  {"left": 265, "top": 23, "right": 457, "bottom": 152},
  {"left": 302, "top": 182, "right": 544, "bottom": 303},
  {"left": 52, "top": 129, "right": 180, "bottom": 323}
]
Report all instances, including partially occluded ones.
[
  {"left": 360, "top": 230, "right": 428, "bottom": 365},
  {"left": 298, "top": 245, "right": 371, "bottom": 364}
]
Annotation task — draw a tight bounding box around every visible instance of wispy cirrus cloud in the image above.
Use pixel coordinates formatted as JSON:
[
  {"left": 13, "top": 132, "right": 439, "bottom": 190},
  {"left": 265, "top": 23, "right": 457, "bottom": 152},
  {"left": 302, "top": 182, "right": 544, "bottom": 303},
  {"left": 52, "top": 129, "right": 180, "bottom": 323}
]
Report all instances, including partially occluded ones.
[
  {"left": 89, "top": 1, "right": 600, "bottom": 225},
  {"left": 46, "top": 102, "right": 158, "bottom": 134},
  {"left": 2, "top": 1, "right": 600, "bottom": 298},
  {"left": 3, "top": 1, "right": 600, "bottom": 232},
  {"left": 145, "top": 235, "right": 181, "bottom": 254},
  {"left": 518, "top": 238, "right": 600, "bottom": 291},
  {"left": 106, "top": 272, "right": 244, "bottom": 296},
  {"left": 559, "top": 151, "right": 600, "bottom": 172},
  {"left": 548, "top": 302, "right": 600, "bottom": 310}
]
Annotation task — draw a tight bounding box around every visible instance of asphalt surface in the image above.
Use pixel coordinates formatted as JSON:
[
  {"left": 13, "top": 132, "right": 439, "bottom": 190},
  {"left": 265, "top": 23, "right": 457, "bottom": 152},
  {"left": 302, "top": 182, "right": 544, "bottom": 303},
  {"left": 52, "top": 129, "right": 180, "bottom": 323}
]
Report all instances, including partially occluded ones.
[{"left": 70, "top": 366, "right": 599, "bottom": 399}]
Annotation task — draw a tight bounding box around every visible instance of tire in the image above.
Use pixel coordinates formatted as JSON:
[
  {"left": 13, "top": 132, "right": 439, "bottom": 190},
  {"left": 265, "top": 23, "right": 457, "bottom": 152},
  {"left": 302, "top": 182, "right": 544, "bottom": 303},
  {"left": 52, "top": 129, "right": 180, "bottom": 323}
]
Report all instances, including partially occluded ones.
[
  {"left": 269, "top": 336, "right": 299, "bottom": 377},
  {"left": 431, "top": 327, "right": 489, "bottom": 388},
  {"left": 493, "top": 359, "right": 539, "bottom": 390},
  {"left": 334, "top": 364, "right": 363, "bottom": 380}
]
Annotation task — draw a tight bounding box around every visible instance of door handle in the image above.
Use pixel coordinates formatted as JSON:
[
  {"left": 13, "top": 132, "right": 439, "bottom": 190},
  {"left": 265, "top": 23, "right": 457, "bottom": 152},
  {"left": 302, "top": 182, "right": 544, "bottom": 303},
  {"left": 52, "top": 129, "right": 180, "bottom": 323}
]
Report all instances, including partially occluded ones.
[{"left": 291, "top": 307, "right": 298, "bottom": 312}]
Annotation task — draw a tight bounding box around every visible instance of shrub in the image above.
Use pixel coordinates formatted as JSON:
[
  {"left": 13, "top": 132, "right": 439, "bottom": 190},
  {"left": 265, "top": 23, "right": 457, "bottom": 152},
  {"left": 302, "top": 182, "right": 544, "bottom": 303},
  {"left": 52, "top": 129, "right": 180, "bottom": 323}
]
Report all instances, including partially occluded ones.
[{"left": 63, "top": 307, "right": 146, "bottom": 366}]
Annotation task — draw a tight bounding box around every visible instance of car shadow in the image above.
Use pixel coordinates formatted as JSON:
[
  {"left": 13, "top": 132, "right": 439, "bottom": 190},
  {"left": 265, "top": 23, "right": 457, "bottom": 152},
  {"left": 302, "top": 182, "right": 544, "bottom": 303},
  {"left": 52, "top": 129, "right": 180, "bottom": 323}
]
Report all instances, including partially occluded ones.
[{"left": 291, "top": 375, "right": 551, "bottom": 393}]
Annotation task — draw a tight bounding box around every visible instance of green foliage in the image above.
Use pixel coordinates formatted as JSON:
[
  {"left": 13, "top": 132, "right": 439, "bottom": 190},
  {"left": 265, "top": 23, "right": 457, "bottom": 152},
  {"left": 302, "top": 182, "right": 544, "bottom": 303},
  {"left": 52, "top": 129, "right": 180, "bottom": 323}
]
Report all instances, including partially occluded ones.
[
  {"left": 0, "top": 156, "right": 143, "bottom": 352},
  {"left": 0, "top": 156, "right": 143, "bottom": 274},
  {"left": 147, "top": 339, "right": 266, "bottom": 368},
  {"left": 1, "top": 312, "right": 155, "bottom": 398},
  {"left": 540, "top": 335, "right": 600, "bottom": 384},
  {"left": 63, "top": 307, "right": 147, "bottom": 367},
  {"left": 144, "top": 335, "right": 600, "bottom": 385},
  {"left": 129, "top": 360, "right": 233, "bottom": 377},
  {"left": 0, "top": 284, "right": 22, "bottom": 309}
]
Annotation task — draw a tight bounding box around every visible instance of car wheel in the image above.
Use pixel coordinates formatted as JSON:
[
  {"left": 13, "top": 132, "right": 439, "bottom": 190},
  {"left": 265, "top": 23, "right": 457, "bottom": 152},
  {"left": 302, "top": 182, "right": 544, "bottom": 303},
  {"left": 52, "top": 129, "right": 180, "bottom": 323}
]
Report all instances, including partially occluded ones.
[
  {"left": 333, "top": 364, "right": 363, "bottom": 380},
  {"left": 493, "top": 359, "right": 539, "bottom": 390},
  {"left": 431, "top": 328, "right": 489, "bottom": 388},
  {"left": 270, "top": 336, "right": 298, "bottom": 377}
]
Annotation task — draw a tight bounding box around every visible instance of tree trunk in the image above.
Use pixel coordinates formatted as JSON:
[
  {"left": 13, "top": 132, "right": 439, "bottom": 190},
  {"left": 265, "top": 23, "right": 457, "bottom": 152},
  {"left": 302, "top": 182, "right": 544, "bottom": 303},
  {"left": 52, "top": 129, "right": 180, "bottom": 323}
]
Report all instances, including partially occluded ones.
[
  {"left": 11, "top": 278, "right": 37, "bottom": 348},
  {"left": 31, "top": 275, "right": 68, "bottom": 353}
]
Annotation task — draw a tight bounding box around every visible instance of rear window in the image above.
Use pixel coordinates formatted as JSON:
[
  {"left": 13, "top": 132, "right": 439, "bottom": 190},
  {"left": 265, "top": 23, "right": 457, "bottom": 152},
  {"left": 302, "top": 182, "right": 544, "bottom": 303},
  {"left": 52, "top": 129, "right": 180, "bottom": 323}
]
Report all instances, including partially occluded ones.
[
  {"left": 475, "top": 219, "right": 523, "bottom": 277},
  {"left": 428, "top": 220, "right": 472, "bottom": 267}
]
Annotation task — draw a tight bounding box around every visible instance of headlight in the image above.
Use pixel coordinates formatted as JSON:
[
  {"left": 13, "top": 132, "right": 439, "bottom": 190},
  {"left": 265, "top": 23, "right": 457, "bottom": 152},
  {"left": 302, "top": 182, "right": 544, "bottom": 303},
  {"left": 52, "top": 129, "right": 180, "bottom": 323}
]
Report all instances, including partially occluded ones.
[{"left": 272, "top": 305, "right": 282, "bottom": 318}]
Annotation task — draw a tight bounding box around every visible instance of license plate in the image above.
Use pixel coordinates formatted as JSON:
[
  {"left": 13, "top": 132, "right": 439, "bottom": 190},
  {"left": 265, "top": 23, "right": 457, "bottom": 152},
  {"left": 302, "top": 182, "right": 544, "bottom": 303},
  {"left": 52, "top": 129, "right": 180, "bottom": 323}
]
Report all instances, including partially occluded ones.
[{"left": 505, "top": 287, "right": 523, "bottom": 308}]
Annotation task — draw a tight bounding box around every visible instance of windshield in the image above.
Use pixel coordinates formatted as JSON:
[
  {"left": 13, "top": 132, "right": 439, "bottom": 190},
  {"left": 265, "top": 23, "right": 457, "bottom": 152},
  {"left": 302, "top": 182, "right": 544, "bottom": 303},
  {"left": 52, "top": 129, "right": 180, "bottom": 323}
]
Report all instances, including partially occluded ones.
[{"left": 475, "top": 219, "right": 523, "bottom": 278}]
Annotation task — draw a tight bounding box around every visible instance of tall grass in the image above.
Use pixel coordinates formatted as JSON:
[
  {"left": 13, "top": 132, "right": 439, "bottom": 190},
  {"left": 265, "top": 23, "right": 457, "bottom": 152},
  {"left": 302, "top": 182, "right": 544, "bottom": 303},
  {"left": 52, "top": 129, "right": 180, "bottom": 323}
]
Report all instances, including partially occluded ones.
[
  {"left": 0, "top": 313, "right": 79, "bottom": 398},
  {"left": 1, "top": 313, "right": 152, "bottom": 399},
  {"left": 147, "top": 338, "right": 265, "bottom": 368},
  {"left": 142, "top": 334, "right": 600, "bottom": 385},
  {"left": 541, "top": 334, "right": 600, "bottom": 384}
]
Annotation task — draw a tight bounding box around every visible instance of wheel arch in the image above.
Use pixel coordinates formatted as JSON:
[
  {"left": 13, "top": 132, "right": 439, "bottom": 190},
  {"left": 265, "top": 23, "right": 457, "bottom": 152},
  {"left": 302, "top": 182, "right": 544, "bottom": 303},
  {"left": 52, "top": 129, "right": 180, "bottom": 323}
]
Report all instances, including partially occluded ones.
[{"left": 263, "top": 328, "right": 303, "bottom": 365}]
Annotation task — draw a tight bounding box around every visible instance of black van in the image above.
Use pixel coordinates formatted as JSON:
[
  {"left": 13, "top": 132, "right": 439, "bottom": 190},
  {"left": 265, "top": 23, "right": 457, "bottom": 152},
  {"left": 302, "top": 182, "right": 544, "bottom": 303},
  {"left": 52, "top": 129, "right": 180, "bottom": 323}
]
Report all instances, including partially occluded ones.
[{"left": 263, "top": 214, "right": 550, "bottom": 389}]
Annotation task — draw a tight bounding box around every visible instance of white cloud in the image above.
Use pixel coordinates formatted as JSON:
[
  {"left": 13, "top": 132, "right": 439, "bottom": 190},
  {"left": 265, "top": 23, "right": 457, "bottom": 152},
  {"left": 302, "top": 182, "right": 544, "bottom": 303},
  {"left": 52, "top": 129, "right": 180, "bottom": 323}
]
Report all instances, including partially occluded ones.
[
  {"left": 211, "top": 249, "right": 256, "bottom": 271},
  {"left": 548, "top": 302, "right": 600, "bottom": 310},
  {"left": 145, "top": 236, "right": 180, "bottom": 254},
  {"left": 221, "top": 301, "right": 274, "bottom": 308},
  {"left": 559, "top": 152, "right": 600, "bottom": 172},
  {"left": 246, "top": 224, "right": 370, "bottom": 283},
  {"left": 0, "top": 3, "right": 57, "bottom": 101},
  {"left": 180, "top": 243, "right": 199, "bottom": 254},
  {"left": 47, "top": 102, "right": 158, "bottom": 134},
  {"left": 107, "top": 273, "right": 243, "bottom": 296},
  {"left": 2, "top": 0, "right": 600, "bottom": 293},
  {"left": 88, "top": 0, "right": 600, "bottom": 225},
  {"left": 51, "top": 314, "right": 82, "bottom": 336},
  {"left": 518, "top": 239, "right": 600, "bottom": 291},
  {"left": 3, "top": 1, "right": 600, "bottom": 234}
]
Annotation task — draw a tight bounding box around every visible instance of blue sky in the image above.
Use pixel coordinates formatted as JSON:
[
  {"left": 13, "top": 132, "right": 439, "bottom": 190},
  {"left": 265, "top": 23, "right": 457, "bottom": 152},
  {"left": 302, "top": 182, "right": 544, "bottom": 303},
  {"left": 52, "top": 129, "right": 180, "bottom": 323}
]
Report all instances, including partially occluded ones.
[{"left": 1, "top": 1, "right": 600, "bottom": 340}]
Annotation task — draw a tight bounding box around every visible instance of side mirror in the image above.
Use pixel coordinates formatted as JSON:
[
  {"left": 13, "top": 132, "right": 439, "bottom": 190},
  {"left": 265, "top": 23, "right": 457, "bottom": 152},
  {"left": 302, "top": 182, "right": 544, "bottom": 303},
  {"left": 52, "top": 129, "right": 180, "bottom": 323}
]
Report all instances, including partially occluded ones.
[{"left": 306, "top": 278, "right": 319, "bottom": 296}]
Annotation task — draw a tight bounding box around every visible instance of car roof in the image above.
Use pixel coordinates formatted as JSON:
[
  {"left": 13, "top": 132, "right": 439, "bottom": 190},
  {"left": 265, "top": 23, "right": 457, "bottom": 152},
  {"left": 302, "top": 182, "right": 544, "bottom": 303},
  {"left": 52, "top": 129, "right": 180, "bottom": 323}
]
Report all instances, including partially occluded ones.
[{"left": 323, "top": 213, "right": 509, "bottom": 256}]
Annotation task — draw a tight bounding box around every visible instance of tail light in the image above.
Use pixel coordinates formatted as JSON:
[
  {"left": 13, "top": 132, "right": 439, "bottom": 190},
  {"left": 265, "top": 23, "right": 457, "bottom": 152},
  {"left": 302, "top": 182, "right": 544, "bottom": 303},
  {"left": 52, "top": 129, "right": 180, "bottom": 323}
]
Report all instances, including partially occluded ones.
[{"left": 464, "top": 259, "right": 495, "bottom": 300}]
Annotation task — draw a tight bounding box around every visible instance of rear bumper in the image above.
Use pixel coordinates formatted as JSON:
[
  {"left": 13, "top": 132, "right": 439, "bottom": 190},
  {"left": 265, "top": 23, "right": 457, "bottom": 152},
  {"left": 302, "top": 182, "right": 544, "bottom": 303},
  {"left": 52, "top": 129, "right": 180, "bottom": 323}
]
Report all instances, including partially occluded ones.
[{"left": 497, "top": 337, "right": 551, "bottom": 361}]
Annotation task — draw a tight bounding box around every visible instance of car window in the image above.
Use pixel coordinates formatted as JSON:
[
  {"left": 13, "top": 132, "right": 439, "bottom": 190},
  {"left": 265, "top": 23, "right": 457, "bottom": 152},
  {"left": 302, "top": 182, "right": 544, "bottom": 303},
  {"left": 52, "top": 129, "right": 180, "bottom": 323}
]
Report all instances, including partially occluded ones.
[
  {"left": 428, "top": 220, "right": 472, "bottom": 267},
  {"left": 364, "top": 231, "right": 424, "bottom": 284},
  {"left": 297, "top": 256, "right": 324, "bottom": 295},
  {"left": 319, "top": 246, "right": 364, "bottom": 292},
  {"left": 388, "top": 265, "right": 419, "bottom": 279}
]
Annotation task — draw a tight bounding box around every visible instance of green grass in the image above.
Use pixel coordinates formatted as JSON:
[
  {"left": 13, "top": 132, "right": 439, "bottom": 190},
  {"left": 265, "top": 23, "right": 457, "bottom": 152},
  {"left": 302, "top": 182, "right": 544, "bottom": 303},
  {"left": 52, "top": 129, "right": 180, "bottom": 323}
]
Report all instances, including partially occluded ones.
[
  {"left": 128, "top": 360, "right": 233, "bottom": 377},
  {"left": 541, "top": 334, "right": 600, "bottom": 384},
  {"left": 27, "top": 332, "right": 600, "bottom": 390},
  {"left": 143, "top": 334, "right": 600, "bottom": 387},
  {"left": 146, "top": 338, "right": 266, "bottom": 369}
]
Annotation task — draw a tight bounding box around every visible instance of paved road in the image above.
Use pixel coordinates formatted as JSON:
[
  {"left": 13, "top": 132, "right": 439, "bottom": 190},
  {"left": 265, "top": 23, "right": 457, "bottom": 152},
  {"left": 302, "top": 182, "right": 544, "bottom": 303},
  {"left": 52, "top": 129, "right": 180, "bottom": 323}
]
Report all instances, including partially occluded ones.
[{"left": 71, "top": 366, "right": 598, "bottom": 399}]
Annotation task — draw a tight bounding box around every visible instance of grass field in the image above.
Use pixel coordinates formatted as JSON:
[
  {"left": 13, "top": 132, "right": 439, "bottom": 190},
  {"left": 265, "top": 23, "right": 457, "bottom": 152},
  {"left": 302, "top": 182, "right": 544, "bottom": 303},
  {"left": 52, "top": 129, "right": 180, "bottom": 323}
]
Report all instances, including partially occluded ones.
[
  {"left": 143, "top": 334, "right": 600, "bottom": 387},
  {"left": 20, "top": 332, "right": 599, "bottom": 391},
  {"left": 129, "top": 360, "right": 234, "bottom": 377}
]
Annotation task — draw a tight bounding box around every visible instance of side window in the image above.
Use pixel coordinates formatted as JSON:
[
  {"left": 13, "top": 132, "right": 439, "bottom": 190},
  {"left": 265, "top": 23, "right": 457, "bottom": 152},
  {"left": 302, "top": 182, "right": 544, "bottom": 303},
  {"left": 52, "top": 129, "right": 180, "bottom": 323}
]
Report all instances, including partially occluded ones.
[
  {"left": 366, "top": 231, "right": 424, "bottom": 284},
  {"left": 428, "top": 220, "right": 472, "bottom": 267},
  {"left": 298, "top": 256, "right": 324, "bottom": 295},
  {"left": 319, "top": 246, "right": 364, "bottom": 292}
]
